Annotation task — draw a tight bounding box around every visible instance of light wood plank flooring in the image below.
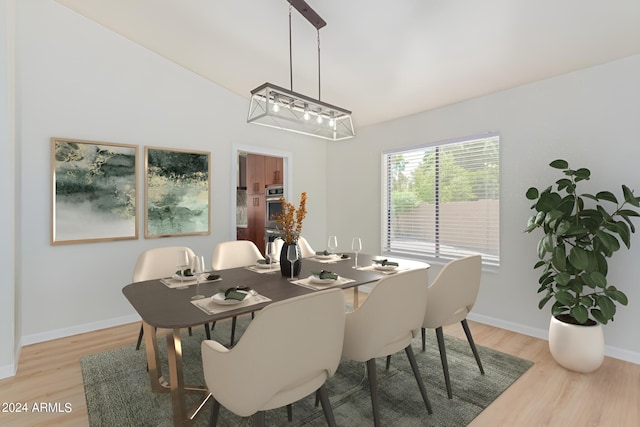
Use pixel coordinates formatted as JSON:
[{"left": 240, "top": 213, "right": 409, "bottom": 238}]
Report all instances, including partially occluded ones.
[{"left": 1, "top": 290, "right": 638, "bottom": 426}]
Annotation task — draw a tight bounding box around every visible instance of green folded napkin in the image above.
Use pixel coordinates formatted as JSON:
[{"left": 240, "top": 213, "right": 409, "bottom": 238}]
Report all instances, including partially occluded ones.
[
  {"left": 316, "top": 250, "right": 331, "bottom": 256},
  {"left": 311, "top": 270, "right": 338, "bottom": 280},
  {"left": 257, "top": 258, "right": 273, "bottom": 265},
  {"left": 373, "top": 259, "right": 399, "bottom": 267},
  {"left": 175, "top": 268, "right": 194, "bottom": 277},
  {"left": 218, "top": 287, "right": 248, "bottom": 301}
]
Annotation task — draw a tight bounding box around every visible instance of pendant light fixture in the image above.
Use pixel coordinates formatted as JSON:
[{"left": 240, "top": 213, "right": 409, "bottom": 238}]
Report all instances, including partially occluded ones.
[{"left": 247, "top": 0, "right": 355, "bottom": 141}]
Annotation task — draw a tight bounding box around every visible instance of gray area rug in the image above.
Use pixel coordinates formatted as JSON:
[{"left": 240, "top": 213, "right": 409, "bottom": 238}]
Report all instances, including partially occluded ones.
[{"left": 81, "top": 317, "right": 533, "bottom": 426}]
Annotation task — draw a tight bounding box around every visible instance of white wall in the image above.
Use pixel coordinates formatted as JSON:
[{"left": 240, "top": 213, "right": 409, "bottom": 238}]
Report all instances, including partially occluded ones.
[
  {"left": 0, "top": 0, "right": 17, "bottom": 378},
  {"left": 327, "top": 54, "right": 640, "bottom": 363},
  {"left": 11, "top": 0, "right": 329, "bottom": 351}
]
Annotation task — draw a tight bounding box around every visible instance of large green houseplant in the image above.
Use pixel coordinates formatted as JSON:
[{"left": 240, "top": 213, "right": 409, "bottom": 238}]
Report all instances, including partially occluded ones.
[{"left": 525, "top": 159, "right": 640, "bottom": 326}]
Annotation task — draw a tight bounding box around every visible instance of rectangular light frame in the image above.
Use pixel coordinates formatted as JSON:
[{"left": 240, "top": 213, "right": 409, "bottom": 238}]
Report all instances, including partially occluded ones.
[{"left": 248, "top": 82, "right": 355, "bottom": 141}]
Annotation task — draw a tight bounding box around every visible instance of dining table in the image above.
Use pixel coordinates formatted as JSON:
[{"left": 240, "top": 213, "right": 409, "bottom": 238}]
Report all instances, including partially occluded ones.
[{"left": 122, "top": 252, "right": 429, "bottom": 426}]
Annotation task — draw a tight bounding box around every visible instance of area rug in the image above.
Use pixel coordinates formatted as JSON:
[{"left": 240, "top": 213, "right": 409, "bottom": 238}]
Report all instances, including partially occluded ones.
[{"left": 81, "top": 318, "right": 533, "bottom": 426}]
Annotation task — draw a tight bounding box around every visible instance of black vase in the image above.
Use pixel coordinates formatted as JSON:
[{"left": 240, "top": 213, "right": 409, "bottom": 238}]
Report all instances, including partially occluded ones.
[{"left": 280, "top": 242, "right": 302, "bottom": 278}]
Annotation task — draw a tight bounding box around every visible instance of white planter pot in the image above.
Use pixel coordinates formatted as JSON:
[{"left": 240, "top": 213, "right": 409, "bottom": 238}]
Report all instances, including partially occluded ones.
[{"left": 548, "top": 316, "right": 604, "bottom": 373}]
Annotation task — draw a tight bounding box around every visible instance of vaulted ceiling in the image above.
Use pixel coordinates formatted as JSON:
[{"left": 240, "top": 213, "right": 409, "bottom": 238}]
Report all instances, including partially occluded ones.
[{"left": 56, "top": 0, "right": 640, "bottom": 129}]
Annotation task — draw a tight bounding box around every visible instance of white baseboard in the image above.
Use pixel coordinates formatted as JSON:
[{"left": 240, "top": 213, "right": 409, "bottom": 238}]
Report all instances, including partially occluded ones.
[
  {"left": 0, "top": 337, "right": 22, "bottom": 380},
  {"left": 21, "top": 314, "right": 140, "bottom": 346},
  {"left": 468, "top": 313, "right": 640, "bottom": 365},
  {"left": 0, "top": 362, "right": 16, "bottom": 380}
]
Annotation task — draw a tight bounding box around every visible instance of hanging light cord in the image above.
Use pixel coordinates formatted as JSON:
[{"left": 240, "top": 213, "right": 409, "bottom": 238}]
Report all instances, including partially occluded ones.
[
  {"left": 317, "top": 29, "right": 321, "bottom": 101},
  {"left": 289, "top": 5, "right": 293, "bottom": 92}
]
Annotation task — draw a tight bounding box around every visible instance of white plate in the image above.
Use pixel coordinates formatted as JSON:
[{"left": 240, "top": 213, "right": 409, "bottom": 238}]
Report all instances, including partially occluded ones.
[
  {"left": 172, "top": 273, "right": 198, "bottom": 281},
  {"left": 315, "top": 254, "right": 335, "bottom": 260},
  {"left": 309, "top": 275, "right": 338, "bottom": 284},
  {"left": 373, "top": 264, "right": 398, "bottom": 271},
  {"left": 211, "top": 291, "right": 250, "bottom": 305}
]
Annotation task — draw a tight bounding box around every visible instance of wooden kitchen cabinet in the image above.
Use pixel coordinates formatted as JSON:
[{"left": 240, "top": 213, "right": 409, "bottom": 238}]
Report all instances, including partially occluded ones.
[
  {"left": 264, "top": 156, "right": 283, "bottom": 186},
  {"left": 242, "top": 153, "right": 283, "bottom": 255},
  {"left": 247, "top": 153, "right": 265, "bottom": 194},
  {"left": 247, "top": 193, "right": 265, "bottom": 255}
]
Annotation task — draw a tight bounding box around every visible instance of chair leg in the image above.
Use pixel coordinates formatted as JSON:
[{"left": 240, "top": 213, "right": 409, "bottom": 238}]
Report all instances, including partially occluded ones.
[
  {"left": 204, "top": 323, "right": 211, "bottom": 340},
  {"left": 135, "top": 323, "right": 144, "bottom": 350},
  {"left": 188, "top": 327, "right": 193, "bottom": 336},
  {"left": 287, "top": 404, "right": 292, "bottom": 421},
  {"left": 405, "top": 345, "right": 433, "bottom": 414},
  {"left": 317, "top": 384, "right": 337, "bottom": 427},
  {"left": 366, "top": 358, "right": 382, "bottom": 427},
  {"left": 209, "top": 397, "right": 221, "bottom": 427},
  {"left": 435, "top": 326, "right": 453, "bottom": 399},
  {"left": 385, "top": 355, "right": 391, "bottom": 370},
  {"left": 421, "top": 327, "right": 426, "bottom": 352},
  {"left": 230, "top": 316, "right": 237, "bottom": 347},
  {"left": 211, "top": 321, "right": 216, "bottom": 331},
  {"left": 461, "top": 319, "right": 485, "bottom": 375},
  {"left": 253, "top": 411, "right": 265, "bottom": 427}
]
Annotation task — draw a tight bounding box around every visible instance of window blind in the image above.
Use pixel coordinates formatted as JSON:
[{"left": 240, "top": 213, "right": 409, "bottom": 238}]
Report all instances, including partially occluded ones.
[{"left": 383, "top": 133, "right": 500, "bottom": 267}]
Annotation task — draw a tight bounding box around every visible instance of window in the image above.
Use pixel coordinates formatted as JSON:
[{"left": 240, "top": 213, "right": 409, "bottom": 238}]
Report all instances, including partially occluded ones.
[{"left": 383, "top": 132, "right": 500, "bottom": 267}]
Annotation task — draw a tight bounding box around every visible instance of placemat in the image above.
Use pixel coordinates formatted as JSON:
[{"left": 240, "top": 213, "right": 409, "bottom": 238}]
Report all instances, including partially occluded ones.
[
  {"left": 356, "top": 265, "right": 409, "bottom": 275},
  {"left": 245, "top": 264, "right": 280, "bottom": 273},
  {"left": 160, "top": 276, "right": 222, "bottom": 289},
  {"left": 191, "top": 292, "right": 272, "bottom": 315},
  {"left": 310, "top": 254, "right": 350, "bottom": 264},
  {"left": 292, "top": 275, "right": 355, "bottom": 290}
]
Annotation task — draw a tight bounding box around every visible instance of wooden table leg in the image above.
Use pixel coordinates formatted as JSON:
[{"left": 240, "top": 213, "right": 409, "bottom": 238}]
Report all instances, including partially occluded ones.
[
  {"left": 353, "top": 287, "right": 359, "bottom": 309},
  {"left": 143, "top": 324, "right": 208, "bottom": 426},
  {"left": 166, "top": 328, "right": 190, "bottom": 426},
  {"left": 142, "top": 321, "right": 166, "bottom": 392}
]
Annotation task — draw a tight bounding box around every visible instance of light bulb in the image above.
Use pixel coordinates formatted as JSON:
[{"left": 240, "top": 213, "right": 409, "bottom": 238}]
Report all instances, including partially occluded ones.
[
  {"left": 303, "top": 103, "right": 310, "bottom": 120},
  {"left": 317, "top": 114, "right": 323, "bottom": 124}
]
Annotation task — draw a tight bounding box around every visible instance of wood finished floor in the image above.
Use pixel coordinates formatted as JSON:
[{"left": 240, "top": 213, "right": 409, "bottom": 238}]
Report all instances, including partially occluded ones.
[{"left": 1, "top": 290, "right": 638, "bottom": 427}]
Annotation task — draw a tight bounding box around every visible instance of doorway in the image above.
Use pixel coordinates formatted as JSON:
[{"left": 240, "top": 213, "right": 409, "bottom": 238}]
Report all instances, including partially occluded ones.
[{"left": 231, "top": 144, "right": 293, "bottom": 254}]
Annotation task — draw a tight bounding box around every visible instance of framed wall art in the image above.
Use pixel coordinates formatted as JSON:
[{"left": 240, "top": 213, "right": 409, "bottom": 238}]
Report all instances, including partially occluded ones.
[
  {"left": 51, "top": 137, "right": 138, "bottom": 245},
  {"left": 145, "top": 146, "right": 211, "bottom": 238}
]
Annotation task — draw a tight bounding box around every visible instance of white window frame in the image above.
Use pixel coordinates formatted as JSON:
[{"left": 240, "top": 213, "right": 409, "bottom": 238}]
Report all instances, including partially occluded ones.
[{"left": 381, "top": 132, "right": 500, "bottom": 268}]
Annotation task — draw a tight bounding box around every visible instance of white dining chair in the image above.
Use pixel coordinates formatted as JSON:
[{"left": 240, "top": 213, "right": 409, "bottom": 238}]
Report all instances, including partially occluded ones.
[
  {"left": 210, "top": 240, "right": 264, "bottom": 346},
  {"left": 132, "top": 246, "right": 209, "bottom": 349},
  {"left": 211, "top": 240, "right": 264, "bottom": 271},
  {"left": 272, "top": 237, "right": 284, "bottom": 260},
  {"left": 342, "top": 268, "right": 432, "bottom": 426},
  {"left": 422, "top": 254, "right": 484, "bottom": 399},
  {"left": 297, "top": 236, "right": 316, "bottom": 258},
  {"left": 201, "top": 288, "right": 345, "bottom": 426}
]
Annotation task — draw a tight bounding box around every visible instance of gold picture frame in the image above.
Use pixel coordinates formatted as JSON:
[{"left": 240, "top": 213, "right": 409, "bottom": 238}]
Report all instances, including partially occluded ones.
[
  {"left": 51, "top": 137, "right": 138, "bottom": 245},
  {"left": 144, "top": 146, "right": 211, "bottom": 238}
]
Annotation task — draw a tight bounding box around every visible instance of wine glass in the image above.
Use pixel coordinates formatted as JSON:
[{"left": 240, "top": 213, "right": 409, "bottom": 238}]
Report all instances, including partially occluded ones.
[
  {"left": 176, "top": 250, "right": 190, "bottom": 290},
  {"left": 328, "top": 235, "right": 338, "bottom": 255},
  {"left": 265, "top": 242, "right": 276, "bottom": 266},
  {"left": 351, "top": 237, "right": 362, "bottom": 268},
  {"left": 191, "top": 255, "right": 206, "bottom": 300},
  {"left": 286, "top": 245, "right": 299, "bottom": 281}
]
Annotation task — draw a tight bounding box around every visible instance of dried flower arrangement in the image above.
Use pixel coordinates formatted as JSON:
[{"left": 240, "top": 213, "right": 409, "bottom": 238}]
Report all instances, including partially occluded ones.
[{"left": 274, "top": 192, "right": 307, "bottom": 243}]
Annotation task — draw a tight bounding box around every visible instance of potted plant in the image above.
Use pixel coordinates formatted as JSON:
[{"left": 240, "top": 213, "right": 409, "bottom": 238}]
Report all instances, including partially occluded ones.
[
  {"left": 273, "top": 192, "right": 307, "bottom": 277},
  {"left": 524, "top": 159, "right": 640, "bottom": 372}
]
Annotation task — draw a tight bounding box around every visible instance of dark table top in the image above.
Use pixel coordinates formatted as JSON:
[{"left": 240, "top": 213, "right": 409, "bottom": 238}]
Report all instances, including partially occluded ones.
[{"left": 122, "top": 253, "right": 389, "bottom": 329}]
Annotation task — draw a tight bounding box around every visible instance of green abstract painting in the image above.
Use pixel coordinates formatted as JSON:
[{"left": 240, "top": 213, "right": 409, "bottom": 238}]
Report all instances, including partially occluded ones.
[
  {"left": 145, "top": 147, "right": 210, "bottom": 237},
  {"left": 51, "top": 138, "right": 138, "bottom": 245}
]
